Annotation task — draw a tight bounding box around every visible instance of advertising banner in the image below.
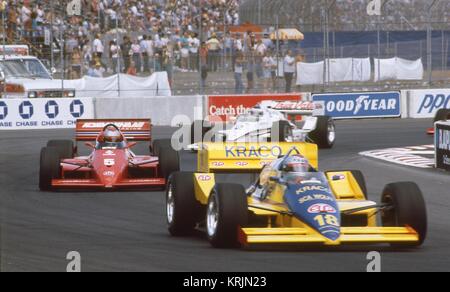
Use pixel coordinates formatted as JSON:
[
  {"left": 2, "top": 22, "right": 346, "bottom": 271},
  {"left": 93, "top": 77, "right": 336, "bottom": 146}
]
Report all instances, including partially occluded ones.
[
  {"left": 207, "top": 93, "right": 303, "bottom": 121},
  {"left": 435, "top": 121, "right": 450, "bottom": 171},
  {"left": 312, "top": 91, "right": 401, "bottom": 119},
  {"left": 0, "top": 98, "right": 94, "bottom": 130},
  {"left": 409, "top": 89, "right": 450, "bottom": 118}
]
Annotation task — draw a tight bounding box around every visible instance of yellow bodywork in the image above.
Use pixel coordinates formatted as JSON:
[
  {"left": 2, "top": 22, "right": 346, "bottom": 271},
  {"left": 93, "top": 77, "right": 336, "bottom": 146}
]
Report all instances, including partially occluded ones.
[{"left": 192, "top": 142, "right": 420, "bottom": 246}]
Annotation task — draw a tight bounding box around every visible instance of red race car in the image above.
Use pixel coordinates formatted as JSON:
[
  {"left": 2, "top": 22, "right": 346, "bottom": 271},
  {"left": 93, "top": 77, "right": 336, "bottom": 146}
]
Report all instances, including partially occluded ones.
[
  {"left": 427, "top": 109, "right": 450, "bottom": 135},
  {"left": 39, "top": 119, "right": 179, "bottom": 191}
]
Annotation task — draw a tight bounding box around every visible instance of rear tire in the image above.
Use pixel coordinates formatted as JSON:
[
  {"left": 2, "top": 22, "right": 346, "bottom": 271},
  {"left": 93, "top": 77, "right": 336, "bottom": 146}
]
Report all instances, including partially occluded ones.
[
  {"left": 39, "top": 147, "right": 61, "bottom": 191},
  {"left": 152, "top": 139, "right": 172, "bottom": 156},
  {"left": 381, "top": 182, "right": 427, "bottom": 247},
  {"left": 434, "top": 109, "right": 450, "bottom": 123},
  {"left": 159, "top": 147, "right": 180, "bottom": 180},
  {"left": 47, "top": 140, "right": 74, "bottom": 159},
  {"left": 167, "top": 172, "right": 203, "bottom": 236},
  {"left": 272, "top": 120, "right": 293, "bottom": 142},
  {"left": 207, "top": 183, "right": 248, "bottom": 248},
  {"left": 308, "top": 116, "right": 335, "bottom": 149}
]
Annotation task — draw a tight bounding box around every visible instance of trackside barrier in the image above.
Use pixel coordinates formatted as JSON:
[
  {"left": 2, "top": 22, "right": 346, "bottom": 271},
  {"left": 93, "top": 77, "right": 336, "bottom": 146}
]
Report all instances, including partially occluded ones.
[
  {"left": 94, "top": 95, "right": 204, "bottom": 126},
  {"left": 0, "top": 98, "right": 94, "bottom": 130},
  {"left": 2, "top": 89, "right": 450, "bottom": 130},
  {"left": 406, "top": 89, "right": 450, "bottom": 119}
]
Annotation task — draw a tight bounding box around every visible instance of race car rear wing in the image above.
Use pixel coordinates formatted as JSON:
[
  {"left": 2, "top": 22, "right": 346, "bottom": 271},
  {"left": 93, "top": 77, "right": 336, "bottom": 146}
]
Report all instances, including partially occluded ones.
[
  {"left": 75, "top": 119, "right": 152, "bottom": 142},
  {"left": 259, "top": 100, "right": 325, "bottom": 116},
  {"left": 198, "top": 142, "right": 318, "bottom": 173}
]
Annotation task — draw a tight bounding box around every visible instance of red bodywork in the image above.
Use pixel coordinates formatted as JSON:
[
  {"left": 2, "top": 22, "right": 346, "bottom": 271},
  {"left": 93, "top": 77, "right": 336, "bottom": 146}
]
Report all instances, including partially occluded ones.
[{"left": 51, "top": 119, "right": 166, "bottom": 190}]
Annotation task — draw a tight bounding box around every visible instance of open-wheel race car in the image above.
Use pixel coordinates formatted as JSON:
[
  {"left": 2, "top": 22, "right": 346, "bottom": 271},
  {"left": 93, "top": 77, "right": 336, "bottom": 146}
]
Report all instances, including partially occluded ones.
[
  {"left": 189, "top": 100, "right": 336, "bottom": 150},
  {"left": 166, "top": 142, "right": 427, "bottom": 248},
  {"left": 39, "top": 119, "right": 179, "bottom": 191}
]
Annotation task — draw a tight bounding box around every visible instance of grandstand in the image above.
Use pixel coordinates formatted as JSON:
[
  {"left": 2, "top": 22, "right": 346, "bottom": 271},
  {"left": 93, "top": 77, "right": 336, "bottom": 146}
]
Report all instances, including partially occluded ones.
[{"left": 239, "top": 0, "right": 450, "bottom": 31}]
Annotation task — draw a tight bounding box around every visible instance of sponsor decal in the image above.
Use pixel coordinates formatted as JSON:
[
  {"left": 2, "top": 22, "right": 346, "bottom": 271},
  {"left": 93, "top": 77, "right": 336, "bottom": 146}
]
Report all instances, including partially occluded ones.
[
  {"left": 197, "top": 175, "right": 212, "bottom": 181},
  {"left": 312, "top": 92, "right": 401, "bottom": 119},
  {"left": 19, "top": 101, "right": 34, "bottom": 119},
  {"left": 103, "top": 171, "right": 115, "bottom": 177},
  {"left": 296, "top": 185, "right": 328, "bottom": 194},
  {"left": 0, "top": 101, "right": 8, "bottom": 120},
  {"left": 235, "top": 161, "right": 249, "bottom": 166},
  {"left": 436, "top": 123, "right": 450, "bottom": 171},
  {"left": 307, "top": 203, "right": 337, "bottom": 214},
  {"left": 212, "top": 161, "right": 225, "bottom": 167},
  {"left": 45, "top": 100, "right": 59, "bottom": 119},
  {"left": 271, "top": 101, "right": 319, "bottom": 111},
  {"left": 299, "top": 194, "right": 334, "bottom": 204},
  {"left": 81, "top": 122, "right": 146, "bottom": 130},
  {"left": 104, "top": 159, "right": 115, "bottom": 166},
  {"left": 103, "top": 150, "right": 116, "bottom": 156},
  {"left": 409, "top": 90, "right": 450, "bottom": 118},
  {"left": 225, "top": 145, "right": 300, "bottom": 158},
  {"left": 208, "top": 94, "right": 301, "bottom": 121},
  {"left": 70, "top": 100, "right": 84, "bottom": 118}
]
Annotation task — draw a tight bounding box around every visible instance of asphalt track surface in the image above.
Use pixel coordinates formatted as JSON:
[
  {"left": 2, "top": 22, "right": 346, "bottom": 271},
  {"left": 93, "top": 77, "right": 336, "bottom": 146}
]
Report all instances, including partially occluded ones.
[{"left": 1, "top": 118, "right": 450, "bottom": 272}]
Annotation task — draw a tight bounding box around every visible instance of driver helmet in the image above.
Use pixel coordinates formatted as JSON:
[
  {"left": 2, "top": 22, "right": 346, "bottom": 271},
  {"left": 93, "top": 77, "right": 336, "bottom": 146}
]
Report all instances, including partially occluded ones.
[
  {"left": 102, "top": 126, "right": 124, "bottom": 143},
  {"left": 282, "top": 155, "right": 310, "bottom": 173}
]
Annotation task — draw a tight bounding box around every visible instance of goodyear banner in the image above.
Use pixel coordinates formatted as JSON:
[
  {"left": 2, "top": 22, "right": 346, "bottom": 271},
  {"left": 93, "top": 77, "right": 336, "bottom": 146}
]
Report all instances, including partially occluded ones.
[
  {"left": 409, "top": 89, "right": 450, "bottom": 118},
  {"left": 435, "top": 121, "right": 450, "bottom": 171},
  {"left": 0, "top": 98, "right": 94, "bottom": 130},
  {"left": 312, "top": 91, "right": 401, "bottom": 119}
]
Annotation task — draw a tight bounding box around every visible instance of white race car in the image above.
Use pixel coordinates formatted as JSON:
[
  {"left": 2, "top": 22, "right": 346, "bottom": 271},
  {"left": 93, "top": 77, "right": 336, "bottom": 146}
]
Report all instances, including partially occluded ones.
[{"left": 190, "top": 100, "right": 336, "bottom": 149}]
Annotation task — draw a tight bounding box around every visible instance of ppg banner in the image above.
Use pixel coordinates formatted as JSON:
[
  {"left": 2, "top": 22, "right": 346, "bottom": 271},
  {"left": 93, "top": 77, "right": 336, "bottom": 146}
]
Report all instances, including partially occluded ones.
[
  {"left": 435, "top": 121, "right": 450, "bottom": 171},
  {"left": 0, "top": 98, "right": 94, "bottom": 130},
  {"left": 312, "top": 91, "right": 401, "bottom": 119}
]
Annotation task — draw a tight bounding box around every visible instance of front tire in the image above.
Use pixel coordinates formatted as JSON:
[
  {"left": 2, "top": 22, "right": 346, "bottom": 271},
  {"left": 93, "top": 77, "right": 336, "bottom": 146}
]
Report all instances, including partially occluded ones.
[
  {"left": 381, "top": 182, "right": 427, "bottom": 247},
  {"left": 308, "top": 116, "right": 335, "bottom": 149},
  {"left": 39, "top": 147, "right": 61, "bottom": 191},
  {"left": 207, "top": 183, "right": 248, "bottom": 248},
  {"left": 47, "top": 140, "right": 74, "bottom": 159},
  {"left": 167, "top": 172, "right": 203, "bottom": 236}
]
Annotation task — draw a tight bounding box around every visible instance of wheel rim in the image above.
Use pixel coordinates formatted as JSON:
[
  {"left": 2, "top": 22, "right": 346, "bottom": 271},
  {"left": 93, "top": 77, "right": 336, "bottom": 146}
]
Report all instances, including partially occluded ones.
[
  {"left": 166, "top": 184, "right": 175, "bottom": 225},
  {"left": 327, "top": 122, "right": 336, "bottom": 144},
  {"left": 207, "top": 193, "right": 219, "bottom": 237}
]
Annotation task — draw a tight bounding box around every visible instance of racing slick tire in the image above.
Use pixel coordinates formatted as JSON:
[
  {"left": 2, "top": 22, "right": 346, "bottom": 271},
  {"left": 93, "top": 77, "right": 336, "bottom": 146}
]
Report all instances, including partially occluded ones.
[
  {"left": 47, "top": 140, "right": 74, "bottom": 159},
  {"left": 272, "top": 120, "right": 293, "bottom": 142},
  {"left": 191, "top": 120, "right": 212, "bottom": 145},
  {"left": 166, "top": 172, "right": 203, "bottom": 236},
  {"left": 159, "top": 147, "right": 180, "bottom": 180},
  {"left": 325, "top": 170, "right": 368, "bottom": 199},
  {"left": 381, "top": 182, "right": 427, "bottom": 247},
  {"left": 207, "top": 183, "right": 248, "bottom": 248},
  {"left": 152, "top": 139, "right": 173, "bottom": 156},
  {"left": 39, "top": 147, "right": 61, "bottom": 191},
  {"left": 434, "top": 108, "right": 450, "bottom": 122},
  {"left": 308, "top": 116, "right": 335, "bottom": 149}
]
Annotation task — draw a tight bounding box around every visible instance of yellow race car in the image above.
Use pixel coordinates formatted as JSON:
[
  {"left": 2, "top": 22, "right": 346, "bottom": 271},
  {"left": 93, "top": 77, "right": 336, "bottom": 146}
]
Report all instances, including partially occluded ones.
[{"left": 166, "top": 142, "right": 427, "bottom": 248}]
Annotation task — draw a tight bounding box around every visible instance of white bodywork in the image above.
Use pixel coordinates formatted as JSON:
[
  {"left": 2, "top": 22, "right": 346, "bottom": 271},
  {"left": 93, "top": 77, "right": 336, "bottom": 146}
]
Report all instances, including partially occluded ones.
[
  {"left": 189, "top": 100, "right": 328, "bottom": 150},
  {"left": 0, "top": 54, "right": 75, "bottom": 99}
]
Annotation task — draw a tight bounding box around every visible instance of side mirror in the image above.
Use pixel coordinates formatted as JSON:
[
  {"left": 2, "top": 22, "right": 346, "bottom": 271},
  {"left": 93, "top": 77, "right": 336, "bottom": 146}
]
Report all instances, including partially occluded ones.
[
  {"left": 51, "top": 67, "right": 57, "bottom": 75},
  {"left": 84, "top": 142, "right": 95, "bottom": 149},
  {"left": 0, "top": 71, "right": 5, "bottom": 82},
  {"left": 127, "top": 142, "right": 138, "bottom": 148}
]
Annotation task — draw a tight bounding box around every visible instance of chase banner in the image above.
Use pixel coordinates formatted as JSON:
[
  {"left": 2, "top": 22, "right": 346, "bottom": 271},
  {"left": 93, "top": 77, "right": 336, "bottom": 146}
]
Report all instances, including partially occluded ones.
[
  {"left": 435, "top": 121, "right": 450, "bottom": 171},
  {"left": 312, "top": 91, "right": 401, "bottom": 119},
  {"left": 0, "top": 98, "right": 94, "bottom": 130}
]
